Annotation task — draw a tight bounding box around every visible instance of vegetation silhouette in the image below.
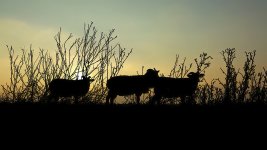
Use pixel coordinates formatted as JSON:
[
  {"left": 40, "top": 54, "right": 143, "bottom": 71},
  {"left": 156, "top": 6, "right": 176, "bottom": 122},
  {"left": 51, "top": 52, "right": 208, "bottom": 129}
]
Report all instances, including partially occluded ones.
[{"left": 1, "top": 22, "right": 267, "bottom": 114}]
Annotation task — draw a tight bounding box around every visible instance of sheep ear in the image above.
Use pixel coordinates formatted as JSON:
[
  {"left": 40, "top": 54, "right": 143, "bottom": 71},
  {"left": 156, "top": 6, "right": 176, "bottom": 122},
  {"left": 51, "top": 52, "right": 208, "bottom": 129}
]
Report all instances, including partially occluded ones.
[
  {"left": 153, "top": 68, "right": 159, "bottom": 72},
  {"left": 187, "top": 72, "right": 194, "bottom": 77},
  {"left": 87, "top": 76, "right": 94, "bottom": 81}
]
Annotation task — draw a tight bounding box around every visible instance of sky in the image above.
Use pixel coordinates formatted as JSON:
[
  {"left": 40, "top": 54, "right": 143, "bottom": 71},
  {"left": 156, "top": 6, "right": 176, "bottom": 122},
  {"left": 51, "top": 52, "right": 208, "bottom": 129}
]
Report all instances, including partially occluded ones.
[{"left": 0, "top": 0, "right": 267, "bottom": 90}]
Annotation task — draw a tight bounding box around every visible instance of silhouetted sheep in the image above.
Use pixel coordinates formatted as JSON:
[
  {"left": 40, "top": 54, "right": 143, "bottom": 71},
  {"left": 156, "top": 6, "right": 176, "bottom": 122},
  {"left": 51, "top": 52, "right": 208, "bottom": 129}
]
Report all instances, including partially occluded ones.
[
  {"left": 49, "top": 76, "right": 94, "bottom": 104},
  {"left": 106, "top": 69, "right": 159, "bottom": 104},
  {"left": 150, "top": 72, "right": 204, "bottom": 104}
]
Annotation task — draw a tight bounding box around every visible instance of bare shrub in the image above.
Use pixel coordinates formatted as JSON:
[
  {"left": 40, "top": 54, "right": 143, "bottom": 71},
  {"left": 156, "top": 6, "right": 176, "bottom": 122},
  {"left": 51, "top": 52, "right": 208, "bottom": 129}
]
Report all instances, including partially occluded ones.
[
  {"left": 202, "top": 48, "right": 266, "bottom": 104},
  {"left": 1, "top": 22, "right": 132, "bottom": 103}
]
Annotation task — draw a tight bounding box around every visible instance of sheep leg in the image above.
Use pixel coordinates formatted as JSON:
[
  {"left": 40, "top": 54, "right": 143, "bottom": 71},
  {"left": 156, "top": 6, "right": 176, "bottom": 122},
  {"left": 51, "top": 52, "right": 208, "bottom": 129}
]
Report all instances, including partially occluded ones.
[
  {"left": 187, "top": 95, "right": 195, "bottom": 104},
  {"left": 106, "top": 92, "right": 116, "bottom": 104},
  {"left": 150, "top": 95, "right": 161, "bottom": 105},
  {"left": 47, "top": 94, "right": 53, "bottom": 103},
  {"left": 148, "top": 96, "right": 155, "bottom": 104},
  {"left": 180, "top": 96, "right": 186, "bottom": 104},
  {"left": 110, "top": 95, "right": 116, "bottom": 104},
  {"left": 106, "top": 94, "right": 110, "bottom": 104},
  {"left": 55, "top": 96, "right": 59, "bottom": 103},
  {"left": 106, "top": 91, "right": 111, "bottom": 104},
  {"left": 49, "top": 95, "right": 59, "bottom": 103},
  {"left": 136, "top": 93, "right": 141, "bottom": 104},
  {"left": 156, "top": 96, "right": 161, "bottom": 105},
  {"left": 74, "top": 96, "right": 79, "bottom": 104}
]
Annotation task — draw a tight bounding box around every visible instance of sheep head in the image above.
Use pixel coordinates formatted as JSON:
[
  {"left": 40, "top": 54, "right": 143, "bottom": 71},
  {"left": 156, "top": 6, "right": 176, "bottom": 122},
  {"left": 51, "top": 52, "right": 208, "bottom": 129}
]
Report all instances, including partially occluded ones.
[
  {"left": 145, "top": 68, "right": 160, "bottom": 78},
  {"left": 187, "top": 72, "right": 204, "bottom": 81},
  {"left": 82, "top": 76, "right": 95, "bottom": 83}
]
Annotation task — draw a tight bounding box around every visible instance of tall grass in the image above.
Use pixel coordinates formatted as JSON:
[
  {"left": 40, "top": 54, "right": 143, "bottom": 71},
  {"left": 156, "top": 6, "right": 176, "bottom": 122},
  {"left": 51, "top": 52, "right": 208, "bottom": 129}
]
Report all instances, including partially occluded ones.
[{"left": 195, "top": 48, "right": 266, "bottom": 104}]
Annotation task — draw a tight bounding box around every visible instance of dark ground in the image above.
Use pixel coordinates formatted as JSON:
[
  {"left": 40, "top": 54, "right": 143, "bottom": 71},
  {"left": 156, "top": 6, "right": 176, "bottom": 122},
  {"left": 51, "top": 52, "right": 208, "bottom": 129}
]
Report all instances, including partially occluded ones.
[
  {"left": 1, "top": 102, "right": 267, "bottom": 143},
  {"left": 1, "top": 102, "right": 267, "bottom": 119}
]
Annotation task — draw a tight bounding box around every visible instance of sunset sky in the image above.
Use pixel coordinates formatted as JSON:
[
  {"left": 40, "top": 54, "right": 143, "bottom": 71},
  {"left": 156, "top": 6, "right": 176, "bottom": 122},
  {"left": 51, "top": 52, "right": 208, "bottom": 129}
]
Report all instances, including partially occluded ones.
[{"left": 1, "top": 0, "right": 267, "bottom": 90}]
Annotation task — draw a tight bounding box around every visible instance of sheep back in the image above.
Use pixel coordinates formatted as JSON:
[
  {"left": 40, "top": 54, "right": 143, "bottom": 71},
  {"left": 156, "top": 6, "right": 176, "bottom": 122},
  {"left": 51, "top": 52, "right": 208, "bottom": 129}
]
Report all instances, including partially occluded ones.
[
  {"left": 107, "top": 75, "right": 156, "bottom": 96},
  {"left": 49, "top": 78, "right": 90, "bottom": 98},
  {"left": 154, "top": 77, "right": 200, "bottom": 97}
]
